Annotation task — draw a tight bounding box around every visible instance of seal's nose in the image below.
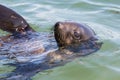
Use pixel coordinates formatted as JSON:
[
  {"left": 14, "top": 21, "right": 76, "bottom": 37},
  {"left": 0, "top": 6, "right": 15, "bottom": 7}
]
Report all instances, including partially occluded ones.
[
  {"left": 54, "top": 22, "right": 60, "bottom": 29},
  {"left": 54, "top": 22, "right": 64, "bottom": 30}
]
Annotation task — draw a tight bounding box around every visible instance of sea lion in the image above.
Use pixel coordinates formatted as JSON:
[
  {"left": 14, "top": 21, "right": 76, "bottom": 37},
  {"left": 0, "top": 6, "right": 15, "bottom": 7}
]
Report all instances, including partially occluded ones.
[
  {"left": 0, "top": 4, "right": 34, "bottom": 37},
  {"left": 54, "top": 21, "right": 97, "bottom": 49},
  {"left": 0, "top": 21, "right": 102, "bottom": 79}
]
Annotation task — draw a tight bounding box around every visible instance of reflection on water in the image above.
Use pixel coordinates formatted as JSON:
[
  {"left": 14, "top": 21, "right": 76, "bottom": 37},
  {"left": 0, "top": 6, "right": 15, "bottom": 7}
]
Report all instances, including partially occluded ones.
[{"left": 0, "top": 0, "right": 120, "bottom": 80}]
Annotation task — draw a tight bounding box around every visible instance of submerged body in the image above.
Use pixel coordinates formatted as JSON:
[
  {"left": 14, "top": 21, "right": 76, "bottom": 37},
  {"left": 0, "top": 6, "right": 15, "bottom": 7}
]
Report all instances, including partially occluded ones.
[
  {"left": 0, "top": 32, "right": 56, "bottom": 57},
  {"left": 0, "top": 5, "right": 34, "bottom": 37}
]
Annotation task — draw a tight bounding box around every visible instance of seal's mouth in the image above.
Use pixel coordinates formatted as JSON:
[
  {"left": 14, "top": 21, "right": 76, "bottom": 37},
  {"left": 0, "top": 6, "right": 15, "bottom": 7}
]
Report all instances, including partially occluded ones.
[{"left": 16, "top": 27, "right": 26, "bottom": 35}]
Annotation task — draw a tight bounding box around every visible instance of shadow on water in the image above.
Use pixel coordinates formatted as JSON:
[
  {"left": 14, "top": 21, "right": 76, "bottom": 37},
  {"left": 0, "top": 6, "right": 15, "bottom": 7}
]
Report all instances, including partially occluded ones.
[{"left": 0, "top": 38, "right": 103, "bottom": 80}]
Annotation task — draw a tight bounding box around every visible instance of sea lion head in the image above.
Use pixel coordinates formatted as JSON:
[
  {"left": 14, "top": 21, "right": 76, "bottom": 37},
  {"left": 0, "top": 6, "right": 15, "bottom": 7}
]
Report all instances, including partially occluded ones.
[
  {"left": 54, "top": 22, "right": 82, "bottom": 48},
  {"left": 12, "top": 20, "right": 34, "bottom": 37},
  {"left": 0, "top": 4, "right": 35, "bottom": 37},
  {"left": 10, "top": 14, "right": 34, "bottom": 36},
  {"left": 13, "top": 20, "right": 31, "bottom": 35},
  {"left": 54, "top": 21, "right": 96, "bottom": 49}
]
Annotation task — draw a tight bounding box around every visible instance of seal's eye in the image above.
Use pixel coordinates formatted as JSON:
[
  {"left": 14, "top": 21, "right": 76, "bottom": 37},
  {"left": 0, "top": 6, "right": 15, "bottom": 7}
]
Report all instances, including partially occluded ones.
[{"left": 74, "top": 32, "right": 81, "bottom": 39}]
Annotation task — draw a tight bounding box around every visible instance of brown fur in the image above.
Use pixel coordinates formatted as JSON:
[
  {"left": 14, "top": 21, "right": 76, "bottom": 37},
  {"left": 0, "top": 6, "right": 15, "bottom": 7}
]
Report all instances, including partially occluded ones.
[
  {"left": 0, "top": 5, "right": 34, "bottom": 36},
  {"left": 54, "top": 21, "right": 97, "bottom": 48}
]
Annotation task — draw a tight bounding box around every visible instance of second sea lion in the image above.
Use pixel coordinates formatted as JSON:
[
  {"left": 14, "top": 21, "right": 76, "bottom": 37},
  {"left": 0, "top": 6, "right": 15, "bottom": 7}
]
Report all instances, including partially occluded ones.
[{"left": 0, "top": 4, "right": 35, "bottom": 37}]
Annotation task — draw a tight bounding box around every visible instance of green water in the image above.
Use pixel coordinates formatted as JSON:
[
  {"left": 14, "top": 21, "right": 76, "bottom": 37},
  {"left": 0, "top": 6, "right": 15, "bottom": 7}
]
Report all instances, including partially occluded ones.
[{"left": 0, "top": 0, "right": 120, "bottom": 80}]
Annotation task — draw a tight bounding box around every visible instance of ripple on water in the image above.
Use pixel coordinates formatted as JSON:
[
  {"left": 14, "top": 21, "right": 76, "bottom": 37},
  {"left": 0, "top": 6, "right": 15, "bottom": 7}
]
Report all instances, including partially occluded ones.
[
  {"left": 107, "top": 66, "right": 120, "bottom": 72},
  {"left": 9, "top": 3, "right": 31, "bottom": 7},
  {"left": 0, "top": 0, "right": 120, "bottom": 80},
  {"left": 82, "top": 0, "right": 120, "bottom": 8},
  {"left": 102, "top": 7, "right": 120, "bottom": 14},
  {"left": 85, "top": 22, "right": 120, "bottom": 41}
]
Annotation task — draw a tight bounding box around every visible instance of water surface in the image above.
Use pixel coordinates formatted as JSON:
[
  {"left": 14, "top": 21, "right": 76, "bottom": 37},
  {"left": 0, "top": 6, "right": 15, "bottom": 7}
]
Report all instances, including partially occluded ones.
[{"left": 0, "top": 0, "right": 120, "bottom": 80}]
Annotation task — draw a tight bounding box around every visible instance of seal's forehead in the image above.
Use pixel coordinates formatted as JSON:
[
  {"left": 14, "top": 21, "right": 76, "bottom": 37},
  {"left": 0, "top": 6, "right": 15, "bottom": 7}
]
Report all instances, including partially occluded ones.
[{"left": 58, "top": 22, "right": 80, "bottom": 30}]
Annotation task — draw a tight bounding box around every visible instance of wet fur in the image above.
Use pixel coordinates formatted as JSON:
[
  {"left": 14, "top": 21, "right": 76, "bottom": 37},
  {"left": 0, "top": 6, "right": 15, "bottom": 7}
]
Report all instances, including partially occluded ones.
[
  {"left": 0, "top": 5, "right": 34, "bottom": 37},
  {"left": 54, "top": 21, "right": 97, "bottom": 48}
]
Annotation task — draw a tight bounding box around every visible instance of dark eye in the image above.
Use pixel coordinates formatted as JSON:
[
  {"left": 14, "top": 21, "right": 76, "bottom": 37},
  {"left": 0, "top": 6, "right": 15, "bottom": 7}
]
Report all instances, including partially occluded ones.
[{"left": 74, "top": 32, "right": 81, "bottom": 39}]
